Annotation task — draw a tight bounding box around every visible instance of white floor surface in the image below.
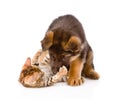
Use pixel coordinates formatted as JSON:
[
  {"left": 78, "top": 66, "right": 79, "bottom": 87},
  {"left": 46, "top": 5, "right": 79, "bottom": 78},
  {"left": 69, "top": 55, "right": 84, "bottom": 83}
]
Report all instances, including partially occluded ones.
[{"left": 0, "top": 0, "right": 120, "bottom": 99}]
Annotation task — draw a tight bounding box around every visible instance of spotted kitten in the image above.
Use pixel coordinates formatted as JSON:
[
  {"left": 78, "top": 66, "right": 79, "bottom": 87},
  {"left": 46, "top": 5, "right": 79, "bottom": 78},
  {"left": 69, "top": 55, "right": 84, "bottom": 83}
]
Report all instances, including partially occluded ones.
[{"left": 19, "top": 50, "right": 67, "bottom": 88}]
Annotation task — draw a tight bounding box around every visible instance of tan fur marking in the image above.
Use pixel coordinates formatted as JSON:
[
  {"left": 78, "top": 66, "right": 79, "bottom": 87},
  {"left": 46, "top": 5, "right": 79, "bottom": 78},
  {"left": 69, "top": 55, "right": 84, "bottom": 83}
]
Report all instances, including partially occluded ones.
[
  {"left": 70, "top": 54, "right": 80, "bottom": 62},
  {"left": 63, "top": 36, "right": 81, "bottom": 52},
  {"left": 41, "top": 31, "right": 54, "bottom": 51},
  {"left": 67, "top": 57, "right": 84, "bottom": 86}
]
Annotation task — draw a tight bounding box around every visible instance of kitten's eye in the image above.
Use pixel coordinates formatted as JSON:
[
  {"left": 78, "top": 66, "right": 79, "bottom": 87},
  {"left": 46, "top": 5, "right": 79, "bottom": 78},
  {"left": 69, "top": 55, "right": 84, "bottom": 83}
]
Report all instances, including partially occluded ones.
[{"left": 23, "top": 70, "right": 28, "bottom": 75}]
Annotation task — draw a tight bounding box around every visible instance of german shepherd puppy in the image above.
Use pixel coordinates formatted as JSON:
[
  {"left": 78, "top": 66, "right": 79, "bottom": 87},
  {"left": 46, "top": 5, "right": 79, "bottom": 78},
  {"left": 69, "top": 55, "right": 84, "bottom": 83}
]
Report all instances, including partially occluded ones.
[{"left": 41, "top": 15, "right": 100, "bottom": 86}]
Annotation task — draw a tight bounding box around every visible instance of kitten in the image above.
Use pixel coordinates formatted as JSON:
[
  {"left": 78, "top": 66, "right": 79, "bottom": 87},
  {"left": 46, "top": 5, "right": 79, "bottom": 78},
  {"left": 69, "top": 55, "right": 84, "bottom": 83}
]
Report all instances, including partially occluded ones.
[{"left": 19, "top": 50, "right": 67, "bottom": 88}]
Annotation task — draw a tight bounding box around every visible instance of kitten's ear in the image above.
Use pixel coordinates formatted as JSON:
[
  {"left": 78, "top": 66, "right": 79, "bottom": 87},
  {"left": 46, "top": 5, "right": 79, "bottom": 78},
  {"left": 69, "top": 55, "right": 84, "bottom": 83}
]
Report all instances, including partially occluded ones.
[{"left": 24, "top": 57, "right": 31, "bottom": 67}]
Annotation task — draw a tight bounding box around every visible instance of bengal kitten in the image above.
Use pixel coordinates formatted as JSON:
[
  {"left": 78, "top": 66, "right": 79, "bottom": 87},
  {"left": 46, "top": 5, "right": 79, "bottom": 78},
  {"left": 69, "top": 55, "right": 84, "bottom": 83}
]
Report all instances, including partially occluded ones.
[{"left": 19, "top": 50, "right": 67, "bottom": 88}]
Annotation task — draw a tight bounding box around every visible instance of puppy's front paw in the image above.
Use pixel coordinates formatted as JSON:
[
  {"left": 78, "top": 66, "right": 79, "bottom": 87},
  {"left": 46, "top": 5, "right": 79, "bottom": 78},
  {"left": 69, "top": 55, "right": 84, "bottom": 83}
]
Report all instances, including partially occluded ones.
[{"left": 67, "top": 76, "right": 84, "bottom": 86}]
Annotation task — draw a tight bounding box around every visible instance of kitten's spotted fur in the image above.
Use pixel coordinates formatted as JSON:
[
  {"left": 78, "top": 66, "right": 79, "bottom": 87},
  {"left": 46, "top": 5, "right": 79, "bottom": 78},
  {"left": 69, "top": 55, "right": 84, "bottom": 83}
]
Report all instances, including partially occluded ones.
[{"left": 19, "top": 50, "right": 67, "bottom": 88}]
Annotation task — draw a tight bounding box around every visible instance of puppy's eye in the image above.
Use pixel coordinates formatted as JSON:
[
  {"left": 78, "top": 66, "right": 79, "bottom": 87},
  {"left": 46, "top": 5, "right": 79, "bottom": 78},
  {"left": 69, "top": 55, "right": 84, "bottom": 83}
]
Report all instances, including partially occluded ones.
[
  {"left": 67, "top": 51, "right": 72, "bottom": 54},
  {"left": 65, "top": 50, "right": 73, "bottom": 54},
  {"left": 74, "top": 50, "right": 80, "bottom": 53},
  {"left": 65, "top": 50, "right": 80, "bottom": 56}
]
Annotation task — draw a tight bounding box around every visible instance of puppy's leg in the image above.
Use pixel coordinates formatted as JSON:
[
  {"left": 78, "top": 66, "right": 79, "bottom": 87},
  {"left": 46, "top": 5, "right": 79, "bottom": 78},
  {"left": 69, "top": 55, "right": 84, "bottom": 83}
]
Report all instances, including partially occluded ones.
[
  {"left": 82, "top": 48, "right": 100, "bottom": 79},
  {"left": 67, "top": 58, "right": 84, "bottom": 86}
]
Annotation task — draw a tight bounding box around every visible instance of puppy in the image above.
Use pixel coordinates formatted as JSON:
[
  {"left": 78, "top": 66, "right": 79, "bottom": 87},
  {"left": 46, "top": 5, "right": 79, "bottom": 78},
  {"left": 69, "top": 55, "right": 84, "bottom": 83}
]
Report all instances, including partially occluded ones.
[{"left": 41, "top": 15, "right": 100, "bottom": 86}]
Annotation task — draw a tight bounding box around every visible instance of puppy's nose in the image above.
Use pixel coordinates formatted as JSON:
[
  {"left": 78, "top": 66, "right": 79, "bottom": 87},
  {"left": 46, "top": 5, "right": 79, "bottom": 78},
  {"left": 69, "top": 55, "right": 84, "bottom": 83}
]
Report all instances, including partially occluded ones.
[
  {"left": 62, "top": 57, "right": 66, "bottom": 61},
  {"left": 61, "top": 56, "right": 65, "bottom": 61}
]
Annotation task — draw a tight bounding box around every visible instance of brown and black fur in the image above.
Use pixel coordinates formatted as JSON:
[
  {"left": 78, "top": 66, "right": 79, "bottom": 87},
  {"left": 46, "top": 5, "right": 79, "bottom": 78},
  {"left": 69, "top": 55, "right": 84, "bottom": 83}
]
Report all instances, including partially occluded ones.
[{"left": 41, "top": 14, "right": 100, "bottom": 86}]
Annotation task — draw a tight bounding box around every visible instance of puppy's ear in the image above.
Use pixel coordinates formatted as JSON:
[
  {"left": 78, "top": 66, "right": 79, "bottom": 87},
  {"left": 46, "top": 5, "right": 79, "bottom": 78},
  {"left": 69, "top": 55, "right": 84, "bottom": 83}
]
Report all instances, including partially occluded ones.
[
  {"left": 63, "top": 36, "right": 81, "bottom": 53},
  {"left": 41, "top": 31, "right": 54, "bottom": 51}
]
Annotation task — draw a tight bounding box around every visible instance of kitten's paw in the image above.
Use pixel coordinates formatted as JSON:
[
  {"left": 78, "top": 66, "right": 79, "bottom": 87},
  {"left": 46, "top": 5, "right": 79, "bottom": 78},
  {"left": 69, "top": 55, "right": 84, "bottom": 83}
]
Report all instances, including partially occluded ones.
[
  {"left": 59, "top": 66, "right": 68, "bottom": 75},
  {"left": 32, "top": 59, "right": 39, "bottom": 66},
  {"left": 47, "top": 77, "right": 55, "bottom": 86}
]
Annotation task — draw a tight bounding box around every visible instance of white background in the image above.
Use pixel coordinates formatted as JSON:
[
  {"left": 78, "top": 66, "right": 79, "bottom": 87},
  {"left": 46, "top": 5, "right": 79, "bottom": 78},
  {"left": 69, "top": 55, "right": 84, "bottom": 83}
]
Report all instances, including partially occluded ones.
[{"left": 0, "top": 0, "right": 120, "bottom": 99}]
